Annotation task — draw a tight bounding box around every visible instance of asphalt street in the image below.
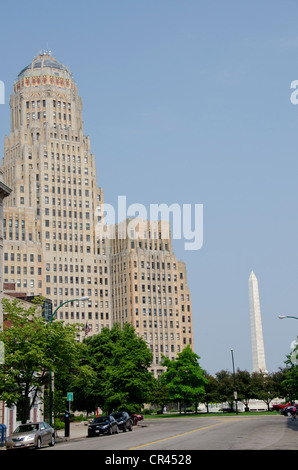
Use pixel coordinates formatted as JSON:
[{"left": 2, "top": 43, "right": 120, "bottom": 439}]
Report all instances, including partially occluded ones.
[{"left": 47, "top": 415, "right": 297, "bottom": 451}]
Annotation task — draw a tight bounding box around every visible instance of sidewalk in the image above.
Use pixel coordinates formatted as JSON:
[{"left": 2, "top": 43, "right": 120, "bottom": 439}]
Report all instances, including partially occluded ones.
[
  {"left": 56, "top": 421, "right": 89, "bottom": 441},
  {"left": 55, "top": 421, "right": 144, "bottom": 442},
  {"left": 0, "top": 421, "right": 143, "bottom": 449}
]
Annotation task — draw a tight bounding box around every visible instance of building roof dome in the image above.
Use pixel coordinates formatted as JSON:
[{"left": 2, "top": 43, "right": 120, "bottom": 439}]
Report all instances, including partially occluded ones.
[{"left": 18, "top": 51, "right": 72, "bottom": 79}]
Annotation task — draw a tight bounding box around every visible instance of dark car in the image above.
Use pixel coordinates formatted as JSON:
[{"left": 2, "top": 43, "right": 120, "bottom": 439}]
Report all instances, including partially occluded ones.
[
  {"left": 88, "top": 415, "right": 118, "bottom": 436},
  {"left": 6, "top": 422, "right": 55, "bottom": 449},
  {"left": 282, "top": 405, "right": 298, "bottom": 416},
  {"left": 111, "top": 412, "right": 133, "bottom": 432}
]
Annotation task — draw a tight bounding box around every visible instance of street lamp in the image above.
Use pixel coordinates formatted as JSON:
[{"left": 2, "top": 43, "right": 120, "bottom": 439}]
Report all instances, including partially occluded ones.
[
  {"left": 49, "top": 296, "right": 89, "bottom": 324},
  {"left": 49, "top": 296, "right": 89, "bottom": 426},
  {"left": 278, "top": 315, "right": 298, "bottom": 321},
  {"left": 230, "top": 349, "right": 238, "bottom": 415}
]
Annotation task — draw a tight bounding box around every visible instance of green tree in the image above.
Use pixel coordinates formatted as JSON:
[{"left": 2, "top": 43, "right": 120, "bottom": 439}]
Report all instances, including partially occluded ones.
[
  {"left": 202, "top": 372, "right": 219, "bottom": 412},
  {"left": 82, "top": 325, "right": 121, "bottom": 411},
  {"left": 250, "top": 371, "right": 276, "bottom": 410},
  {"left": 83, "top": 323, "right": 154, "bottom": 414},
  {"left": 0, "top": 298, "right": 81, "bottom": 424},
  {"left": 69, "top": 363, "right": 98, "bottom": 416},
  {"left": 215, "top": 370, "right": 234, "bottom": 409},
  {"left": 236, "top": 369, "right": 254, "bottom": 411},
  {"left": 161, "top": 345, "right": 207, "bottom": 413},
  {"left": 282, "top": 340, "right": 298, "bottom": 402},
  {"left": 271, "top": 368, "right": 288, "bottom": 402},
  {"left": 149, "top": 378, "right": 169, "bottom": 413}
]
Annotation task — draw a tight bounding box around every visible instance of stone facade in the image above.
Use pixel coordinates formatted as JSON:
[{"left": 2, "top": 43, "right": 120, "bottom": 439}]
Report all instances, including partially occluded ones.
[
  {"left": 0, "top": 169, "right": 11, "bottom": 322},
  {"left": 1, "top": 52, "right": 194, "bottom": 377},
  {"left": 0, "top": 169, "right": 12, "bottom": 424},
  {"left": 106, "top": 219, "right": 193, "bottom": 377}
]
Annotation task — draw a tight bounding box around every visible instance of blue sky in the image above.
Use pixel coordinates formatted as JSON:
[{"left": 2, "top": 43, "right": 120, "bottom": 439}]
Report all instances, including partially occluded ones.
[{"left": 0, "top": 0, "right": 297, "bottom": 375}]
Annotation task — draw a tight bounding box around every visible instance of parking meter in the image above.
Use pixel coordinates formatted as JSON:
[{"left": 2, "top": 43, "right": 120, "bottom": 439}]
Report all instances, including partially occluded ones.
[{"left": 64, "top": 410, "right": 70, "bottom": 437}]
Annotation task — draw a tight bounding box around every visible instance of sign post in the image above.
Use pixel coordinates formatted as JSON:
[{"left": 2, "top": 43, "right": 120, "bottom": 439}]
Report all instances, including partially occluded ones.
[
  {"left": 67, "top": 392, "right": 73, "bottom": 411},
  {"left": 65, "top": 393, "right": 73, "bottom": 438}
]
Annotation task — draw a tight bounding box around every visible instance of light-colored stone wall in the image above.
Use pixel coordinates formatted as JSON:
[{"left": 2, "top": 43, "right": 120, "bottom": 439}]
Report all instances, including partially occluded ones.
[
  {"left": 1, "top": 53, "right": 194, "bottom": 376},
  {"left": 107, "top": 219, "right": 193, "bottom": 377},
  {"left": 0, "top": 169, "right": 11, "bottom": 423}
]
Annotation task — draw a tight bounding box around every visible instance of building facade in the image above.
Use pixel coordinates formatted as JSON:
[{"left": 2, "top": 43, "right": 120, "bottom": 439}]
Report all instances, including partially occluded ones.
[
  {"left": 1, "top": 52, "right": 194, "bottom": 379},
  {"left": 0, "top": 169, "right": 11, "bottom": 425},
  {"left": 1, "top": 52, "right": 111, "bottom": 338},
  {"left": 106, "top": 219, "right": 193, "bottom": 377}
]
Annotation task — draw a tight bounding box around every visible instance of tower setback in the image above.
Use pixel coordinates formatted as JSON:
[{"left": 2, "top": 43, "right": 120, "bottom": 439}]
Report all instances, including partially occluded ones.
[{"left": 1, "top": 52, "right": 194, "bottom": 377}]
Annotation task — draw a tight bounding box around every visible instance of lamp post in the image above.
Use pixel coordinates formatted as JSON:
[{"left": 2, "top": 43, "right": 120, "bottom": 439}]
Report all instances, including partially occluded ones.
[
  {"left": 278, "top": 315, "right": 298, "bottom": 321},
  {"left": 48, "top": 296, "right": 89, "bottom": 426},
  {"left": 230, "top": 349, "right": 238, "bottom": 415}
]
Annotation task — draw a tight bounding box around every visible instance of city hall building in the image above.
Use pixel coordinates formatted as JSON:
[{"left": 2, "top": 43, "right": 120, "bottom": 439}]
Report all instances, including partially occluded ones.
[{"left": 1, "top": 52, "right": 194, "bottom": 383}]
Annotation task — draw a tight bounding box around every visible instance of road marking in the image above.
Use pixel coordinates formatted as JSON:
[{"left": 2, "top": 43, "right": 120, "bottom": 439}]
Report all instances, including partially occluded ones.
[{"left": 129, "top": 421, "right": 225, "bottom": 450}]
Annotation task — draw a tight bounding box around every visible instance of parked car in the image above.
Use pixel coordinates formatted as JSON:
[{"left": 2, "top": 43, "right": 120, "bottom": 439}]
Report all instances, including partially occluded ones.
[
  {"left": 88, "top": 415, "right": 118, "bottom": 436},
  {"left": 131, "top": 413, "right": 144, "bottom": 425},
  {"left": 272, "top": 403, "right": 291, "bottom": 412},
  {"left": 111, "top": 412, "right": 133, "bottom": 432},
  {"left": 282, "top": 405, "right": 298, "bottom": 416},
  {"left": 6, "top": 422, "right": 55, "bottom": 450}
]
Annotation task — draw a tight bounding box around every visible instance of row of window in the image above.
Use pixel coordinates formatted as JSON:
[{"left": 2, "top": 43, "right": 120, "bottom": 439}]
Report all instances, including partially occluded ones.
[
  {"left": 26, "top": 100, "right": 71, "bottom": 110},
  {"left": 136, "top": 308, "right": 191, "bottom": 317},
  {"left": 44, "top": 153, "right": 88, "bottom": 164},
  {"left": 4, "top": 252, "right": 38, "bottom": 262},
  {"left": 149, "top": 342, "right": 189, "bottom": 353},
  {"left": 113, "top": 260, "right": 180, "bottom": 272},
  {"left": 134, "top": 282, "right": 185, "bottom": 291},
  {"left": 42, "top": 184, "right": 91, "bottom": 199},
  {"left": 45, "top": 263, "right": 108, "bottom": 274},
  {"left": 44, "top": 243, "right": 91, "bottom": 253},
  {"left": 136, "top": 319, "right": 190, "bottom": 330},
  {"left": 4, "top": 266, "right": 39, "bottom": 275},
  {"left": 46, "top": 286, "right": 108, "bottom": 297},
  {"left": 42, "top": 167, "right": 91, "bottom": 186},
  {"left": 127, "top": 296, "right": 186, "bottom": 306}
]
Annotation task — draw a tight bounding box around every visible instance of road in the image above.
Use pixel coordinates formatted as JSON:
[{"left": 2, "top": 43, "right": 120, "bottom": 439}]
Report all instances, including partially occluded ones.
[{"left": 44, "top": 415, "right": 297, "bottom": 451}]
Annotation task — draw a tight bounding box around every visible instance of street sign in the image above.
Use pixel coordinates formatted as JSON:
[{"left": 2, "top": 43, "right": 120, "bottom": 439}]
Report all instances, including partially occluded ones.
[{"left": 67, "top": 392, "right": 73, "bottom": 402}]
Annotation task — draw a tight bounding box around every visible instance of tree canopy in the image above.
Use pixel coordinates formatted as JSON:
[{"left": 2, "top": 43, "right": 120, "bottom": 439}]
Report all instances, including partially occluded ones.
[
  {"left": 0, "top": 298, "right": 81, "bottom": 423},
  {"left": 161, "top": 345, "right": 207, "bottom": 412},
  {"left": 82, "top": 323, "right": 155, "bottom": 414}
]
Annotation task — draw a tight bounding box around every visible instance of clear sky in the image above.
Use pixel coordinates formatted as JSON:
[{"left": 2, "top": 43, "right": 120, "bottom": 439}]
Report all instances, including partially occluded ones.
[{"left": 0, "top": 0, "right": 297, "bottom": 375}]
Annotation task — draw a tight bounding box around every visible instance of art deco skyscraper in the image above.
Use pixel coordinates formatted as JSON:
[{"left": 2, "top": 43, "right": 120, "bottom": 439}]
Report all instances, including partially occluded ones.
[
  {"left": 0, "top": 170, "right": 11, "bottom": 327},
  {"left": 1, "top": 51, "right": 111, "bottom": 336},
  {"left": 1, "top": 52, "right": 194, "bottom": 377},
  {"left": 106, "top": 219, "right": 194, "bottom": 377},
  {"left": 248, "top": 271, "right": 267, "bottom": 373}
]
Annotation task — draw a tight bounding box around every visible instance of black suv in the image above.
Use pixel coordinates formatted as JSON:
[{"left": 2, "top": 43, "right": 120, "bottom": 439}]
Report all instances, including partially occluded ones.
[{"left": 111, "top": 412, "right": 133, "bottom": 432}]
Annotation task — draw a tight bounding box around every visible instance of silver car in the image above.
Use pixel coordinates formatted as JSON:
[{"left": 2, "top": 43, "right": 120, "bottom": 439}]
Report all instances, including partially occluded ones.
[{"left": 6, "top": 421, "right": 55, "bottom": 449}]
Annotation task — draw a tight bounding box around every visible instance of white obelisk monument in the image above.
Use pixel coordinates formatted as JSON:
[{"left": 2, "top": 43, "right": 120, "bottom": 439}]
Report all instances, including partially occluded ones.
[{"left": 248, "top": 271, "right": 267, "bottom": 373}]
